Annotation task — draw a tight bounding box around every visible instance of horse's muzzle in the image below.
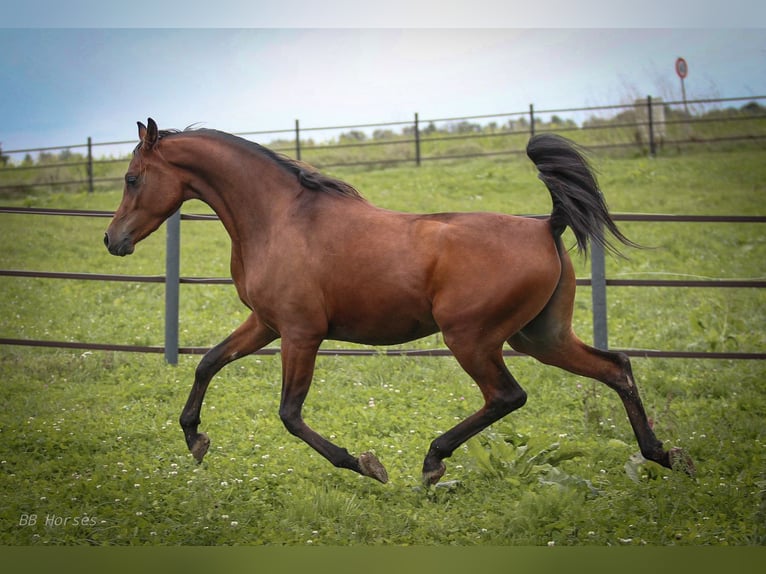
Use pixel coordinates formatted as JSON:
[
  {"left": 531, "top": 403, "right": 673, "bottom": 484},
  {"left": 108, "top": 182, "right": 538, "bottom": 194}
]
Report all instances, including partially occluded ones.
[{"left": 103, "top": 232, "right": 134, "bottom": 257}]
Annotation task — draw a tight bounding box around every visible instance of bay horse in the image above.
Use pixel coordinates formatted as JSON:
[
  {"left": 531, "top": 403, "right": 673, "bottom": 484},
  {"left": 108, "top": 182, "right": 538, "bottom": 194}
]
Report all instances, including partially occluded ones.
[{"left": 104, "top": 118, "right": 694, "bottom": 485}]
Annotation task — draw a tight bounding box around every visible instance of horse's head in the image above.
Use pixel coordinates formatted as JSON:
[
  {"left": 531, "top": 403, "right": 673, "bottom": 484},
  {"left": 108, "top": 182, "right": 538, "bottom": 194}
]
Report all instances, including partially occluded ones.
[{"left": 104, "top": 118, "right": 185, "bottom": 256}]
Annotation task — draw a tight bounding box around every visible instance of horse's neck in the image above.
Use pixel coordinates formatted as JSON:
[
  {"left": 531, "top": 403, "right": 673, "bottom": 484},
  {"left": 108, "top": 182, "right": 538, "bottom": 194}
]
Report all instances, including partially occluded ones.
[{"left": 181, "top": 140, "right": 298, "bottom": 243}]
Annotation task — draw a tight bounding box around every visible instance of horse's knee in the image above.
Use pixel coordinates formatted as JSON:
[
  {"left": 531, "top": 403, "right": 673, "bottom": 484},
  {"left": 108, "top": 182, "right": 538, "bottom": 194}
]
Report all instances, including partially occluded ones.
[
  {"left": 614, "top": 351, "right": 633, "bottom": 376},
  {"left": 489, "top": 386, "right": 527, "bottom": 416},
  {"left": 279, "top": 412, "right": 298, "bottom": 435},
  {"left": 509, "top": 387, "right": 528, "bottom": 410},
  {"left": 195, "top": 352, "right": 220, "bottom": 381},
  {"left": 278, "top": 405, "right": 303, "bottom": 437},
  {"left": 603, "top": 352, "right": 637, "bottom": 394}
]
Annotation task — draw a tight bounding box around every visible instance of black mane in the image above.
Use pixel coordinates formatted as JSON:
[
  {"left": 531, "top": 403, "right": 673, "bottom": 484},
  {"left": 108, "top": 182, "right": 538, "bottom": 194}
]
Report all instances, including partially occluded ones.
[{"left": 150, "top": 127, "right": 365, "bottom": 201}]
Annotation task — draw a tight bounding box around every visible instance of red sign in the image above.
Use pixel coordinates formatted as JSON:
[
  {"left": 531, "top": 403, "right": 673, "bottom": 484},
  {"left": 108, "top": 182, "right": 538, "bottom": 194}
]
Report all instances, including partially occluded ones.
[{"left": 675, "top": 57, "right": 688, "bottom": 79}]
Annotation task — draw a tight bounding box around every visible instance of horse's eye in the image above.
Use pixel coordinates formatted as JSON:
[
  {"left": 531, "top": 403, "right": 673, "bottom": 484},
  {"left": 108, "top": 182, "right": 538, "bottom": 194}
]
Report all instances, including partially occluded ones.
[{"left": 125, "top": 174, "right": 139, "bottom": 186}]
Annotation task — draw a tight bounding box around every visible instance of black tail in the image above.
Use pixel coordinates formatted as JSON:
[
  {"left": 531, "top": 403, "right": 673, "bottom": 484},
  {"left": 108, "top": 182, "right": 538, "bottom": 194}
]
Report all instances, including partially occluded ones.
[{"left": 526, "top": 133, "right": 638, "bottom": 257}]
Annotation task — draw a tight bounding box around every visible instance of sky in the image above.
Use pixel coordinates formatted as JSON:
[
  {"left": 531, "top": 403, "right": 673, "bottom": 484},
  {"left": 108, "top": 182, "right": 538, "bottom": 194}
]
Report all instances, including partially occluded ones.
[{"left": 2, "top": 1, "right": 765, "bottom": 158}]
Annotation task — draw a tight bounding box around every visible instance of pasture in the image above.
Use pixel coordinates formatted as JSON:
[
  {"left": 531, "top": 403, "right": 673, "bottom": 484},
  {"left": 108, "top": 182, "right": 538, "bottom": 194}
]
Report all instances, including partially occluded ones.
[{"left": 0, "top": 147, "right": 764, "bottom": 547}]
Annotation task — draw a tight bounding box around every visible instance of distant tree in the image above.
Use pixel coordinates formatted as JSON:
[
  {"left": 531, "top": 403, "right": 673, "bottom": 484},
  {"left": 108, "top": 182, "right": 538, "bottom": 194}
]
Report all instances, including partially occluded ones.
[
  {"left": 741, "top": 101, "right": 763, "bottom": 114},
  {"left": 340, "top": 130, "right": 366, "bottom": 142},
  {"left": 0, "top": 144, "right": 8, "bottom": 167},
  {"left": 267, "top": 138, "right": 293, "bottom": 148},
  {"left": 701, "top": 107, "right": 738, "bottom": 120},
  {"left": 549, "top": 116, "right": 577, "bottom": 128},
  {"left": 613, "top": 109, "right": 639, "bottom": 123},
  {"left": 449, "top": 121, "right": 481, "bottom": 134},
  {"left": 664, "top": 106, "right": 692, "bottom": 121},
  {"left": 421, "top": 122, "right": 438, "bottom": 136},
  {"left": 372, "top": 129, "right": 395, "bottom": 140}
]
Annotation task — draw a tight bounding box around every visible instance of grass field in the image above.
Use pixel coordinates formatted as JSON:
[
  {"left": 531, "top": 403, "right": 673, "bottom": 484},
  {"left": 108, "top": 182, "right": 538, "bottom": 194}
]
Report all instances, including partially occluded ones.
[{"left": 0, "top": 145, "right": 764, "bottom": 546}]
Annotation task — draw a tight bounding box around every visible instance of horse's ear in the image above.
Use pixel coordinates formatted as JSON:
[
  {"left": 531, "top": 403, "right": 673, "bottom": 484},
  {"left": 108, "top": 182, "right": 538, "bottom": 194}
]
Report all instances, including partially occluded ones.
[
  {"left": 137, "top": 118, "right": 159, "bottom": 151},
  {"left": 137, "top": 121, "right": 146, "bottom": 137}
]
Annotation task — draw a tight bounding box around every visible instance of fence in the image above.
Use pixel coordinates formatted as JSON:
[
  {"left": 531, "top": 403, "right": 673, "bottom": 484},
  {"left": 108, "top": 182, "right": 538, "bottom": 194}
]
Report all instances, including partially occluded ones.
[
  {"left": 1, "top": 206, "right": 764, "bottom": 363},
  {"left": 2, "top": 95, "right": 764, "bottom": 362},
  {"left": 1, "top": 95, "right": 765, "bottom": 195}
]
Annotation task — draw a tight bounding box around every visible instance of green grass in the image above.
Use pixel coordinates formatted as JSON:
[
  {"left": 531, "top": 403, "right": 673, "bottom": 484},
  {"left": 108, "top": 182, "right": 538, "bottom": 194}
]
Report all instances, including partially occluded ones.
[
  {"left": 0, "top": 146, "right": 764, "bottom": 546},
  {"left": 1, "top": 351, "right": 764, "bottom": 545}
]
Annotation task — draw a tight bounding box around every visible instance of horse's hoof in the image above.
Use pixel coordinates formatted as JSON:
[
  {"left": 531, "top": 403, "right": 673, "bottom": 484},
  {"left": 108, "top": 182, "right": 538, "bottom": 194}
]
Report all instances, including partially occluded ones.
[
  {"left": 422, "top": 461, "right": 446, "bottom": 487},
  {"left": 359, "top": 452, "right": 388, "bottom": 484},
  {"left": 191, "top": 433, "right": 210, "bottom": 463},
  {"left": 669, "top": 447, "right": 696, "bottom": 477}
]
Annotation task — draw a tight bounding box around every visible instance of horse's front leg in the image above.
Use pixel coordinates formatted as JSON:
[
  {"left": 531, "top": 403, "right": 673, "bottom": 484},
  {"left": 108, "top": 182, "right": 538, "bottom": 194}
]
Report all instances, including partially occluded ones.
[
  {"left": 179, "top": 314, "right": 277, "bottom": 463},
  {"left": 278, "top": 338, "right": 389, "bottom": 483}
]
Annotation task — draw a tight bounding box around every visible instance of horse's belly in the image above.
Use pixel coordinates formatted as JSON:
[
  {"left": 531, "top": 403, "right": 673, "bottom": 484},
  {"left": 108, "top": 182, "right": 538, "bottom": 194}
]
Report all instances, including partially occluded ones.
[
  {"left": 325, "top": 297, "right": 439, "bottom": 346},
  {"left": 327, "top": 323, "right": 440, "bottom": 346}
]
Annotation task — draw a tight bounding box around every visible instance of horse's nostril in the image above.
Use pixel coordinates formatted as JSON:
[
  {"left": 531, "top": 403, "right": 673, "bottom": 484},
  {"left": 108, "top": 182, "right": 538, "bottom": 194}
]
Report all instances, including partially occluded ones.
[{"left": 103, "top": 233, "right": 110, "bottom": 248}]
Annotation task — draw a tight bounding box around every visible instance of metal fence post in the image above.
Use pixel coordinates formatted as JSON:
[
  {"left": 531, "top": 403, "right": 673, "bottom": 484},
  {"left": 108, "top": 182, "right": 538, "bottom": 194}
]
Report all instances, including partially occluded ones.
[
  {"left": 164, "top": 209, "right": 181, "bottom": 365},
  {"left": 294, "top": 119, "right": 301, "bottom": 161},
  {"left": 87, "top": 137, "right": 94, "bottom": 193},
  {"left": 529, "top": 104, "right": 535, "bottom": 137},
  {"left": 590, "top": 239, "right": 608, "bottom": 350},
  {"left": 414, "top": 113, "right": 421, "bottom": 167}
]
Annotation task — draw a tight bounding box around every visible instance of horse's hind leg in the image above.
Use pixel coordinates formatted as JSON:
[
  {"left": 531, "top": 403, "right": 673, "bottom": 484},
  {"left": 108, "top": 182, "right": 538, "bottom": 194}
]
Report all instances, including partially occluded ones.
[
  {"left": 509, "top": 240, "right": 694, "bottom": 475},
  {"left": 179, "top": 314, "right": 277, "bottom": 463},
  {"left": 422, "top": 337, "right": 528, "bottom": 486},
  {"left": 510, "top": 326, "right": 695, "bottom": 475}
]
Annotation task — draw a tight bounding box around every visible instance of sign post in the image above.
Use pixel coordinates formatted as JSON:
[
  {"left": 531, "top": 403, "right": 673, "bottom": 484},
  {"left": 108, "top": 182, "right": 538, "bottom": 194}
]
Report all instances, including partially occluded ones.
[
  {"left": 675, "top": 57, "right": 689, "bottom": 116},
  {"left": 675, "top": 57, "right": 691, "bottom": 137}
]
